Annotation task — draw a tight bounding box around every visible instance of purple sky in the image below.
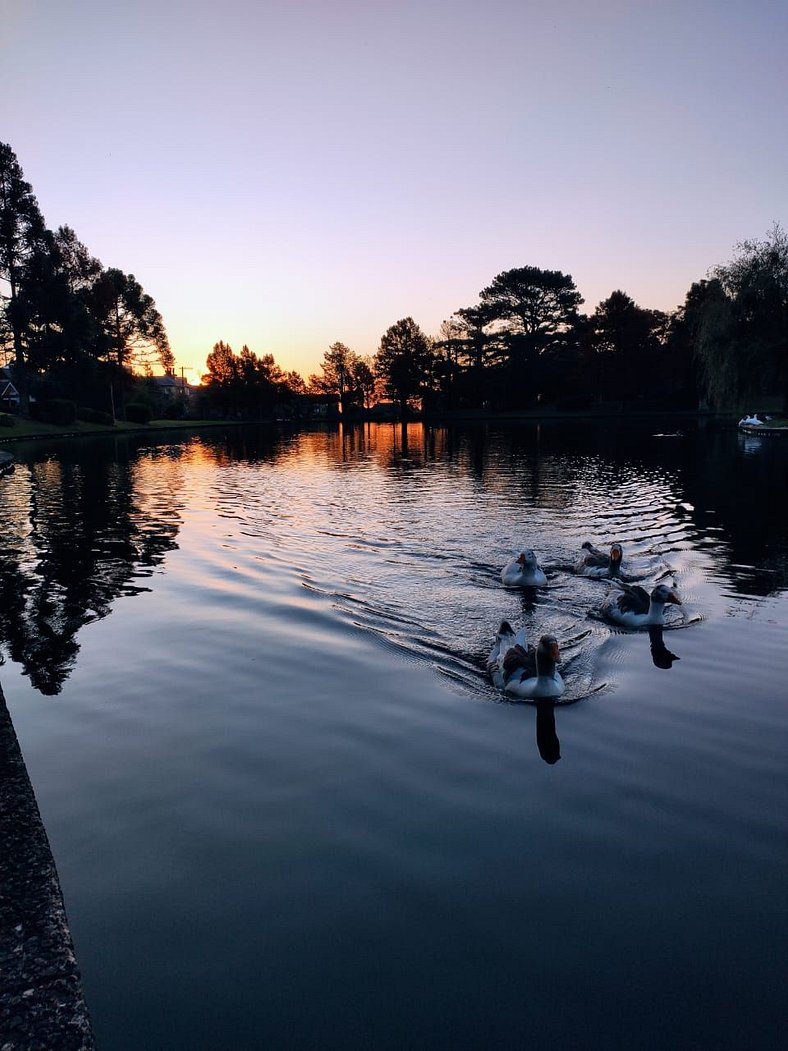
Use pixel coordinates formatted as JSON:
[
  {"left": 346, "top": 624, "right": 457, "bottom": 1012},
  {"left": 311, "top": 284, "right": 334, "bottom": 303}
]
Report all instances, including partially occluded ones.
[{"left": 2, "top": 0, "right": 786, "bottom": 379}]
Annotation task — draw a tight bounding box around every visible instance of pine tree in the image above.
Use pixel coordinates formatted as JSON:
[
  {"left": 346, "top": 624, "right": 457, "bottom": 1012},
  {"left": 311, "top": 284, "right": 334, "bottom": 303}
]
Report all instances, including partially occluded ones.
[{"left": 0, "top": 142, "right": 48, "bottom": 411}]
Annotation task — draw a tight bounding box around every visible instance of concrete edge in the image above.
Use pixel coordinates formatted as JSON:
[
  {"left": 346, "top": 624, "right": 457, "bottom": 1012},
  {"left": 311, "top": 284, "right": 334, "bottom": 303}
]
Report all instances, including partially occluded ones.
[{"left": 0, "top": 682, "right": 96, "bottom": 1050}]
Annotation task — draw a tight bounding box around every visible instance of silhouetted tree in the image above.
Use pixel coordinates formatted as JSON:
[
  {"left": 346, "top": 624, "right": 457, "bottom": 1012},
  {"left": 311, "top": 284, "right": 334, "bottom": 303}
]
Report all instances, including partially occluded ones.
[
  {"left": 479, "top": 266, "right": 582, "bottom": 350},
  {"left": 374, "top": 317, "right": 433, "bottom": 417},
  {"left": 309, "top": 341, "right": 351, "bottom": 392},
  {"left": 591, "top": 290, "right": 666, "bottom": 401},
  {"left": 352, "top": 357, "right": 377, "bottom": 410},
  {"left": 712, "top": 224, "right": 788, "bottom": 408},
  {"left": 204, "top": 340, "right": 238, "bottom": 385},
  {"left": 307, "top": 343, "right": 378, "bottom": 414},
  {"left": 54, "top": 225, "right": 103, "bottom": 296},
  {"left": 309, "top": 342, "right": 361, "bottom": 412},
  {"left": 282, "top": 369, "right": 307, "bottom": 394},
  {"left": 51, "top": 226, "right": 105, "bottom": 370},
  {"left": 200, "top": 341, "right": 297, "bottom": 418},
  {"left": 427, "top": 320, "right": 459, "bottom": 409},
  {"left": 90, "top": 268, "right": 173, "bottom": 373},
  {"left": 14, "top": 227, "right": 73, "bottom": 371},
  {"left": 448, "top": 304, "right": 501, "bottom": 407},
  {"left": 431, "top": 315, "right": 486, "bottom": 409},
  {"left": 0, "top": 142, "right": 48, "bottom": 411},
  {"left": 682, "top": 279, "right": 736, "bottom": 409},
  {"left": 662, "top": 290, "right": 704, "bottom": 409},
  {"left": 2, "top": 144, "right": 174, "bottom": 408},
  {"left": 474, "top": 267, "right": 583, "bottom": 407}
]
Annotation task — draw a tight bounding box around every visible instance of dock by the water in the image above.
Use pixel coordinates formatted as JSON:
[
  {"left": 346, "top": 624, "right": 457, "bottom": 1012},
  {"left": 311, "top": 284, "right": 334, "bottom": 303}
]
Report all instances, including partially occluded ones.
[{"left": 0, "top": 683, "right": 95, "bottom": 1050}]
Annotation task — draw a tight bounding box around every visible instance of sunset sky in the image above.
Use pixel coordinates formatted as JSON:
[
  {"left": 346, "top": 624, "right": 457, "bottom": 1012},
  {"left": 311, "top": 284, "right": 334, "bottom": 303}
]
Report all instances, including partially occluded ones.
[{"left": 2, "top": 0, "right": 786, "bottom": 380}]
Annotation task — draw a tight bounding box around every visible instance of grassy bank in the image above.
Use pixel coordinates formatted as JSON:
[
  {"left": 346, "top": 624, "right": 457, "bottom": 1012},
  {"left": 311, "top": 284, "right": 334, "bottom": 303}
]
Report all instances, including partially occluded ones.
[{"left": 0, "top": 417, "right": 248, "bottom": 442}]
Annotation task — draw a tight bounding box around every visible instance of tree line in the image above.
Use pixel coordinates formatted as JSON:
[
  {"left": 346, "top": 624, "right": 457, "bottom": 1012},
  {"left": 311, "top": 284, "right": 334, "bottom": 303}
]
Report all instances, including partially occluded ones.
[
  {"left": 264, "top": 229, "right": 784, "bottom": 418},
  {"left": 2, "top": 141, "right": 785, "bottom": 422},
  {"left": 0, "top": 143, "right": 175, "bottom": 417}
]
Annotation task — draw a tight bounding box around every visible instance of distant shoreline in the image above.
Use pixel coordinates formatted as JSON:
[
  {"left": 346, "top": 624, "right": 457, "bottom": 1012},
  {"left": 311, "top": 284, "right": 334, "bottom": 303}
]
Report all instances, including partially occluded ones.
[
  {"left": 0, "top": 418, "right": 249, "bottom": 444},
  {"left": 0, "top": 408, "right": 748, "bottom": 446}
]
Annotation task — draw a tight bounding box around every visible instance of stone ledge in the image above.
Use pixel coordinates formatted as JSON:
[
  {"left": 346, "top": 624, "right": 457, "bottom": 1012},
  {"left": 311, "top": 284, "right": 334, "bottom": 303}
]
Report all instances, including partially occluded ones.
[{"left": 0, "top": 682, "right": 95, "bottom": 1050}]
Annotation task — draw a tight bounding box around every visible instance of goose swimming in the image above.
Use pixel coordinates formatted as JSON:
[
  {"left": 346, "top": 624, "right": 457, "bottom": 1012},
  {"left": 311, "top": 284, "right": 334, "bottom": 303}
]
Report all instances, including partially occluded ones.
[
  {"left": 600, "top": 582, "right": 681, "bottom": 629},
  {"left": 487, "top": 620, "right": 528, "bottom": 688},
  {"left": 501, "top": 549, "right": 548, "bottom": 588},
  {"left": 575, "top": 541, "right": 624, "bottom": 579},
  {"left": 738, "top": 413, "right": 770, "bottom": 427},
  {"left": 487, "top": 621, "right": 565, "bottom": 700}
]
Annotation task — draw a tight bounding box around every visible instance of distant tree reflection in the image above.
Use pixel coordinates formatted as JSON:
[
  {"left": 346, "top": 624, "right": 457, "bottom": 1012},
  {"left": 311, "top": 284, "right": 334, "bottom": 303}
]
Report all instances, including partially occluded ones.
[{"left": 313, "top": 419, "right": 786, "bottom": 597}]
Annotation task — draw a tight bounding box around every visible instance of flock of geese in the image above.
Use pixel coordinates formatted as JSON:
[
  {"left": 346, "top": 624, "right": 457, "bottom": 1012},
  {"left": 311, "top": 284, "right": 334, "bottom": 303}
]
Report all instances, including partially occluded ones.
[{"left": 487, "top": 542, "right": 683, "bottom": 701}]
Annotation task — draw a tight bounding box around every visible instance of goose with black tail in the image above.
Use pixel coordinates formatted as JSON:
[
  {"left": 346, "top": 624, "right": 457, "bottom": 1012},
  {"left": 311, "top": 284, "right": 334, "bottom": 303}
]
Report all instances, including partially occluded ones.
[
  {"left": 600, "top": 582, "right": 681, "bottom": 629},
  {"left": 487, "top": 621, "right": 565, "bottom": 700},
  {"left": 575, "top": 541, "right": 624, "bottom": 579}
]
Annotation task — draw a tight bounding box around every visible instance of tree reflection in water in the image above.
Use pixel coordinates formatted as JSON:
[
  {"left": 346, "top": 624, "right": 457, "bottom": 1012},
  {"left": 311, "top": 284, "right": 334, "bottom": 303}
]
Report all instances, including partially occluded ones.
[
  {"left": 1, "top": 420, "right": 784, "bottom": 698},
  {"left": 0, "top": 443, "right": 183, "bottom": 695}
]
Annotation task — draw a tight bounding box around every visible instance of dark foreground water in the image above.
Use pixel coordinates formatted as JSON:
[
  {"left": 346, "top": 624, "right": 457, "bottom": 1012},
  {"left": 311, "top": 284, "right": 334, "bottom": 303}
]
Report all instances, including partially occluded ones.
[{"left": 1, "top": 420, "right": 786, "bottom": 1051}]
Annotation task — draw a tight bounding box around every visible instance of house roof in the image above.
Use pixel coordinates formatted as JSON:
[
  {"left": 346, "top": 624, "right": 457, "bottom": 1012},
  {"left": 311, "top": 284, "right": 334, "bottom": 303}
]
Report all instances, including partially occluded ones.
[
  {"left": 150, "top": 375, "right": 187, "bottom": 387},
  {"left": 149, "top": 375, "right": 196, "bottom": 393}
]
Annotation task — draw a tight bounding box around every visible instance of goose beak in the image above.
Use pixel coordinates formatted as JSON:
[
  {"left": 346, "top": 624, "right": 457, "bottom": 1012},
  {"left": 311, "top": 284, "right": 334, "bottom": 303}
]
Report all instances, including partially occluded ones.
[
  {"left": 666, "top": 590, "right": 681, "bottom": 605},
  {"left": 549, "top": 641, "right": 561, "bottom": 662},
  {"left": 517, "top": 553, "right": 526, "bottom": 565}
]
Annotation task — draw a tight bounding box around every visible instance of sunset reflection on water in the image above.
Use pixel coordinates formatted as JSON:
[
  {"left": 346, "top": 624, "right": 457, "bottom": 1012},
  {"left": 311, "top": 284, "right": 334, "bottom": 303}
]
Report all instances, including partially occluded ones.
[{"left": 0, "top": 420, "right": 786, "bottom": 1051}]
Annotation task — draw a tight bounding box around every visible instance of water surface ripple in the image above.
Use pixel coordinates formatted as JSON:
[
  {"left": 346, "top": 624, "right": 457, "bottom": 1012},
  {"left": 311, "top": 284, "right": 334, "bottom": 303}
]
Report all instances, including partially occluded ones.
[{"left": 1, "top": 420, "right": 786, "bottom": 1051}]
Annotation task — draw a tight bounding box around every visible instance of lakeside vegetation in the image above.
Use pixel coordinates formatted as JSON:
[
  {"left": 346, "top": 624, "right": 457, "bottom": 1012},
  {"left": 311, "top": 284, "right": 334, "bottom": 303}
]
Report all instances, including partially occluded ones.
[
  {"left": 0, "top": 415, "right": 242, "bottom": 440},
  {"left": 2, "top": 141, "right": 786, "bottom": 426}
]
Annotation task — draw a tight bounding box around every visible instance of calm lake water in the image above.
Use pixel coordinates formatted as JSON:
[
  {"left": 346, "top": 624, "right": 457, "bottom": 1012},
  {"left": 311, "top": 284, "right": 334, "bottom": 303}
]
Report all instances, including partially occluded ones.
[{"left": 1, "top": 420, "right": 786, "bottom": 1051}]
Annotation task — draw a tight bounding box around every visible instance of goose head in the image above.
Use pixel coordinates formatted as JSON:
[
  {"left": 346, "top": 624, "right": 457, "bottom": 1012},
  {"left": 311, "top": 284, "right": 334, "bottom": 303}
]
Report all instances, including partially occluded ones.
[
  {"left": 535, "top": 634, "right": 561, "bottom": 676},
  {"left": 517, "top": 549, "right": 539, "bottom": 569},
  {"left": 650, "top": 584, "right": 681, "bottom": 607},
  {"left": 609, "top": 543, "right": 623, "bottom": 567}
]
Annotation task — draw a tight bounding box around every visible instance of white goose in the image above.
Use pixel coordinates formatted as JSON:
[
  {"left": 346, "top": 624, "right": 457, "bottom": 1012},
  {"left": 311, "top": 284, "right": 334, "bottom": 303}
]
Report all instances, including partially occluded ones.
[
  {"left": 487, "top": 621, "right": 565, "bottom": 700},
  {"left": 501, "top": 549, "right": 548, "bottom": 588},
  {"left": 600, "top": 582, "right": 681, "bottom": 629}
]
